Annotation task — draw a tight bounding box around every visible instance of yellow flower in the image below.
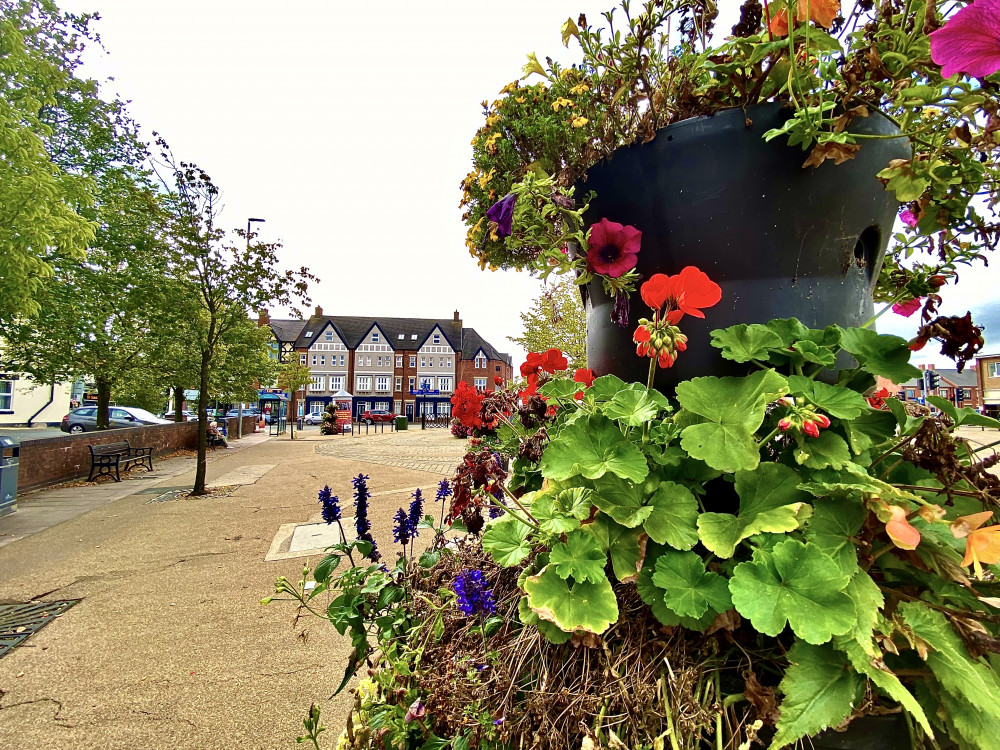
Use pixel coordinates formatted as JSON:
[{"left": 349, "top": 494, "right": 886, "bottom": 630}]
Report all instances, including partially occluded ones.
[
  {"left": 570, "top": 83, "right": 590, "bottom": 95},
  {"left": 500, "top": 82, "right": 517, "bottom": 95},
  {"left": 571, "top": 116, "right": 589, "bottom": 128},
  {"left": 492, "top": 99, "right": 504, "bottom": 109},
  {"left": 552, "top": 97, "right": 574, "bottom": 111},
  {"left": 485, "top": 114, "right": 500, "bottom": 128},
  {"left": 484, "top": 133, "right": 502, "bottom": 154},
  {"left": 516, "top": 96, "right": 525, "bottom": 103},
  {"left": 470, "top": 136, "right": 479, "bottom": 146},
  {"left": 489, "top": 227, "right": 499, "bottom": 242}
]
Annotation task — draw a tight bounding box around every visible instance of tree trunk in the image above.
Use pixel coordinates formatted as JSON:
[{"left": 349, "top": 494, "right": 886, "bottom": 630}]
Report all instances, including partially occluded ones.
[
  {"left": 192, "top": 349, "right": 211, "bottom": 495},
  {"left": 173, "top": 386, "right": 185, "bottom": 422},
  {"left": 96, "top": 379, "right": 111, "bottom": 430},
  {"left": 289, "top": 390, "right": 296, "bottom": 440}
]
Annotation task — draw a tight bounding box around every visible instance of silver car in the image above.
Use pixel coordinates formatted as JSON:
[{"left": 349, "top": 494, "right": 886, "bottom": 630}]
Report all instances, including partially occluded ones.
[{"left": 61, "top": 406, "right": 172, "bottom": 433}]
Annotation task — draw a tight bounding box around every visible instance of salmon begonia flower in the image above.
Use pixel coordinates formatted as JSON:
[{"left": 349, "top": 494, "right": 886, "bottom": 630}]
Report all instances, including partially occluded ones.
[
  {"left": 769, "top": 0, "right": 841, "bottom": 37},
  {"left": 952, "top": 511, "right": 1000, "bottom": 578},
  {"left": 930, "top": 0, "right": 1000, "bottom": 79},
  {"left": 885, "top": 505, "right": 921, "bottom": 551},
  {"left": 586, "top": 219, "right": 642, "bottom": 278}
]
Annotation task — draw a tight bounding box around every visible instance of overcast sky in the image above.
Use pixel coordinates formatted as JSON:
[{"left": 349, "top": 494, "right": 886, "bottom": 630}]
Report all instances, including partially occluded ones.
[{"left": 62, "top": 0, "right": 1000, "bottom": 369}]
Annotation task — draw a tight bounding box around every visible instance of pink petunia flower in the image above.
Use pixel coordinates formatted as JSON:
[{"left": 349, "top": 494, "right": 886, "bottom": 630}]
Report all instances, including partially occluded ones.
[
  {"left": 930, "top": 0, "right": 1000, "bottom": 79},
  {"left": 900, "top": 209, "right": 918, "bottom": 228},
  {"left": 892, "top": 298, "right": 923, "bottom": 317},
  {"left": 586, "top": 219, "right": 641, "bottom": 278}
]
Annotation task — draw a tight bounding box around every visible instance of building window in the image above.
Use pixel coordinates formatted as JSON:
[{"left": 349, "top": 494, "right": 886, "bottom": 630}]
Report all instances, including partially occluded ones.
[
  {"left": 396, "top": 356, "right": 402, "bottom": 367},
  {"left": 409, "top": 356, "right": 416, "bottom": 367},
  {"left": 366, "top": 356, "right": 372, "bottom": 366},
  {"left": 377, "top": 356, "right": 382, "bottom": 367},
  {"left": 305, "top": 331, "right": 313, "bottom": 338},
  {"left": 0, "top": 379, "right": 13, "bottom": 411},
  {"left": 475, "top": 355, "right": 487, "bottom": 369},
  {"left": 339, "top": 355, "right": 345, "bottom": 366},
  {"left": 375, "top": 376, "right": 390, "bottom": 392},
  {"left": 438, "top": 377, "right": 452, "bottom": 392},
  {"left": 495, "top": 365, "right": 501, "bottom": 372},
  {"left": 447, "top": 358, "right": 452, "bottom": 368},
  {"left": 433, "top": 333, "right": 440, "bottom": 344},
  {"left": 356, "top": 376, "right": 372, "bottom": 391},
  {"left": 309, "top": 375, "right": 326, "bottom": 392},
  {"left": 408, "top": 377, "right": 416, "bottom": 392},
  {"left": 320, "top": 355, "right": 326, "bottom": 366},
  {"left": 310, "top": 402, "right": 323, "bottom": 415},
  {"left": 394, "top": 400, "right": 401, "bottom": 413},
  {"left": 330, "top": 375, "right": 344, "bottom": 392},
  {"left": 325, "top": 331, "right": 333, "bottom": 341},
  {"left": 437, "top": 402, "right": 451, "bottom": 416},
  {"left": 419, "top": 358, "right": 425, "bottom": 367},
  {"left": 395, "top": 377, "right": 402, "bottom": 392},
  {"left": 300, "top": 354, "right": 306, "bottom": 365},
  {"left": 990, "top": 362, "right": 1000, "bottom": 378},
  {"left": 439, "top": 357, "right": 444, "bottom": 367},
  {"left": 311, "top": 355, "right": 318, "bottom": 365},
  {"left": 372, "top": 332, "right": 379, "bottom": 342},
  {"left": 474, "top": 378, "right": 487, "bottom": 389}
]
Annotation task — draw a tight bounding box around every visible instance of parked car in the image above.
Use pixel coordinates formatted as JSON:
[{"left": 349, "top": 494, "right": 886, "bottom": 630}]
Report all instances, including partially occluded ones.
[
  {"left": 60, "top": 406, "right": 172, "bottom": 433},
  {"left": 303, "top": 413, "right": 324, "bottom": 425},
  {"left": 162, "top": 410, "right": 198, "bottom": 421},
  {"left": 224, "top": 408, "right": 270, "bottom": 424},
  {"left": 359, "top": 409, "right": 396, "bottom": 425}
]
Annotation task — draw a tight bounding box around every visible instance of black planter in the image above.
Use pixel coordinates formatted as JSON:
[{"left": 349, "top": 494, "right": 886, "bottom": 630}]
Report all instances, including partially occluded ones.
[{"left": 581, "top": 103, "right": 911, "bottom": 392}]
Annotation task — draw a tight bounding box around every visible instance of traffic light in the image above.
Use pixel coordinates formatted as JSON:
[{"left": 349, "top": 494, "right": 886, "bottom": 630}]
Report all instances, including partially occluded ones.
[{"left": 927, "top": 371, "right": 940, "bottom": 390}]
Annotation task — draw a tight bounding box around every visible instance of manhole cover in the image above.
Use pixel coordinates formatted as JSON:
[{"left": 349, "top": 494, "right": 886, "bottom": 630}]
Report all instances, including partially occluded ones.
[
  {"left": 148, "top": 490, "right": 187, "bottom": 504},
  {"left": 0, "top": 600, "right": 79, "bottom": 658}
]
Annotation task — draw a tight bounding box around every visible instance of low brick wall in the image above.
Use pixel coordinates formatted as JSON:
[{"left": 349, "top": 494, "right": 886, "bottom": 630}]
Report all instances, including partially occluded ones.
[{"left": 14, "top": 416, "right": 259, "bottom": 493}]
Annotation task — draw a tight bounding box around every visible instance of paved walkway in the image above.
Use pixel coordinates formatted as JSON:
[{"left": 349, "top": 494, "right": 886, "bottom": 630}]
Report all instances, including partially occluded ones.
[{"left": 0, "top": 428, "right": 469, "bottom": 750}]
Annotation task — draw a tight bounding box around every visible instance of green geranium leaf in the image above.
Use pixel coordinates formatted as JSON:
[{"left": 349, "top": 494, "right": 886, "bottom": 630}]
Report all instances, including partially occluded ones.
[
  {"left": 651, "top": 549, "right": 732, "bottom": 619},
  {"left": 770, "top": 642, "right": 862, "bottom": 749},
  {"left": 844, "top": 569, "right": 882, "bottom": 644},
  {"left": 592, "top": 473, "right": 654, "bottom": 528},
  {"left": 838, "top": 327, "right": 921, "bottom": 383},
  {"left": 786, "top": 376, "right": 869, "bottom": 420},
  {"left": 799, "top": 463, "right": 920, "bottom": 505},
  {"left": 531, "top": 492, "right": 581, "bottom": 535},
  {"left": 793, "top": 430, "right": 851, "bottom": 470},
  {"left": 899, "top": 601, "right": 1000, "bottom": 721},
  {"left": 765, "top": 317, "right": 812, "bottom": 346},
  {"left": 553, "top": 487, "right": 594, "bottom": 520},
  {"left": 805, "top": 497, "right": 865, "bottom": 576},
  {"left": 926, "top": 395, "right": 958, "bottom": 423},
  {"left": 676, "top": 370, "right": 788, "bottom": 473},
  {"left": 524, "top": 564, "right": 618, "bottom": 635},
  {"left": 730, "top": 539, "right": 855, "bottom": 643},
  {"left": 837, "top": 637, "right": 933, "bottom": 737},
  {"left": 789, "top": 339, "right": 837, "bottom": 368},
  {"left": 850, "top": 407, "right": 898, "bottom": 446},
  {"left": 603, "top": 384, "right": 670, "bottom": 426},
  {"left": 636, "top": 543, "right": 718, "bottom": 630},
  {"left": 643, "top": 481, "right": 699, "bottom": 550},
  {"left": 586, "top": 514, "right": 646, "bottom": 583},
  {"left": 588, "top": 374, "right": 629, "bottom": 402},
  {"left": 697, "top": 464, "right": 811, "bottom": 558},
  {"left": 885, "top": 396, "right": 908, "bottom": 427},
  {"left": 481, "top": 512, "right": 533, "bottom": 567},
  {"left": 517, "top": 595, "right": 572, "bottom": 644},
  {"left": 541, "top": 414, "right": 648, "bottom": 483},
  {"left": 538, "top": 378, "right": 581, "bottom": 400},
  {"left": 709, "top": 323, "right": 784, "bottom": 362},
  {"left": 549, "top": 530, "right": 608, "bottom": 584}
]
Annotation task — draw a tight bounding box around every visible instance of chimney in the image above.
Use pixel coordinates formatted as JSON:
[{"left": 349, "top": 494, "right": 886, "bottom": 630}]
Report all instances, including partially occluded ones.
[
  {"left": 315, "top": 305, "right": 323, "bottom": 317},
  {"left": 454, "top": 310, "right": 461, "bottom": 322},
  {"left": 918, "top": 364, "right": 926, "bottom": 371},
  {"left": 927, "top": 364, "right": 935, "bottom": 370},
  {"left": 257, "top": 309, "right": 270, "bottom": 326}
]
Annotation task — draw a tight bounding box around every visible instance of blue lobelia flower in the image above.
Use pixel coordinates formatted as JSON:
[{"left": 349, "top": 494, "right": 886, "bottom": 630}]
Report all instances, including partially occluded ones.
[
  {"left": 318, "top": 485, "right": 341, "bottom": 524},
  {"left": 453, "top": 569, "right": 497, "bottom": 617},
  {"left": 486, "top": 193, "right": 516, "bottom": 239}
]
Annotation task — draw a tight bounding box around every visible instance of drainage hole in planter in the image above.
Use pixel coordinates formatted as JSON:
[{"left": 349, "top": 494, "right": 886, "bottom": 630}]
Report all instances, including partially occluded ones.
[{"left": 853, "top": 225, "right": 881, "bottom": 278}]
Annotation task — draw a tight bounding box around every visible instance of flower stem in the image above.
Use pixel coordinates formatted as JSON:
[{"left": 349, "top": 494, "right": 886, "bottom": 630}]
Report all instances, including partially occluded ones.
[
  {"left": 757, "top": 425, "right": 781, "bottom": 448},
  {"left": 335, "top": 520, "right": 357, "bottom": 566},
  {"left": 861, "top": 290, "right": 910, "bottom": 329},
  {"left": 500, "top": 484, "right": 540, "bottom": 529},
  {"left": 643, "top": 356, "right": 657, "bottom": 445}
]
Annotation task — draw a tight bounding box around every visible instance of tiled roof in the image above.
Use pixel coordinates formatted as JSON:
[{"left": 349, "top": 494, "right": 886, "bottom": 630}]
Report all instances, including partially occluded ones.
[
  {"left": 290, "top": 315, "right": 465, "bottom": 351},
  {"left": 269, "top": 319, "right": 307, "bottom": 343},
  {"left": 460, "top": 327, "right": 510, "bottom": 363}
]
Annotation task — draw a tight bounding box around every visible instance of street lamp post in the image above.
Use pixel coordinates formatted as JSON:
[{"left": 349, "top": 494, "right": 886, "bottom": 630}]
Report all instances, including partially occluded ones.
[{"left": 238, "top": 217, "right": 266, "bottom": 439}]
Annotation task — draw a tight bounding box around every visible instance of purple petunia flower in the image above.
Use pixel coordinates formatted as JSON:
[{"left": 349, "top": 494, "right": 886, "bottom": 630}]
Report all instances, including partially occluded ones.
[
  {"left": 900, "top": 209, "right": 918, "bottom": 229},
  {"left": 319, "top": 485, "right": 341, "bottom": 524},
  {"left": 930, "top": 0, "right": 1000, "bottom": 79},
  {"left": 893, "top": 298, "right": 924, "bottom": 318},
  {"left": 454, "top": 569, "right": 497, "bottom": 617},
  {"left": 486, "top": 193, "right": 517, "bottom": 238}
]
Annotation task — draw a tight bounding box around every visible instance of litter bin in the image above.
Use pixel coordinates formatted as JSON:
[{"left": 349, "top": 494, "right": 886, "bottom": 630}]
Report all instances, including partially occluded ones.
[
  {"left": 395, "top": 416, "right": 408, "bottom": 431},
  {"left": 0, "top": 436, "right": 19, "bottom": 517}
]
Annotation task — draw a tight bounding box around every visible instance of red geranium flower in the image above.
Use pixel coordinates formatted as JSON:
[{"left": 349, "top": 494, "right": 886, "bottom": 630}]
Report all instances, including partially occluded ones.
[
  {"left": 493, "top": 375, "right": 504, "bottom": 386},
  {"left": 540, "top": 348, "right": 568, "bottom": 373},
  {"left": 451, "top": 381, "right": 483, "bottom": 429},
  {"left": 640, "top": 266, "right": 722, "bottom": 322},
  {"left": 586, "top": 219, "right": 642, "bottom": 278},
  {"left": 574, "top": 368, "right": 595, "bottom": 388}
]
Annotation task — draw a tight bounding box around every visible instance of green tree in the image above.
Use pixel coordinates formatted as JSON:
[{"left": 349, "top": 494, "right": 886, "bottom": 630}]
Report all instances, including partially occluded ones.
[
  {"left": 509, "top": 281, "right": 587, "bottom": 370},
  {"left": 0, "top": 0, "right": 99, "bottom": 325},
  {"left": 276, "top": 360, "right": 313, "bottom": 440},
  {"left": 157, "top": 140, "right": 315, "bottom": 493}
]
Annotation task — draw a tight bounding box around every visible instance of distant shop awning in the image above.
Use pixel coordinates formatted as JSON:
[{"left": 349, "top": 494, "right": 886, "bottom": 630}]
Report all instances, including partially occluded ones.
[
  {"left": 258, "top": 391, "right": 289, "bottom": 401},
  {"left": 330, "top": 389, "right": 354, "bottom": 400}
]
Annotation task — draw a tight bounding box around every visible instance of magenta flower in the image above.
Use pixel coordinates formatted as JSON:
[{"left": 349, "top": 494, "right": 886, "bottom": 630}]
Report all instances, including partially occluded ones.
[
  {"left": 586, "top": 218, "right": 642, "bottom": 278},
  {"left": 486, "top": 193, "right": 516, "bottom": 238},
  {"left": 900, "top": 209, "right": 918, "bottom": 228},
  {"left": 893, "top": 298, "right": 923, "bottom": 317},
  {"left": 930, "top": 0, "right": 1000, "bottom": 79}
]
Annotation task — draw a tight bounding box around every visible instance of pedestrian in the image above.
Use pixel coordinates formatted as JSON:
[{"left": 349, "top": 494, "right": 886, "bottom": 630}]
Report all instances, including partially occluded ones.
[{"left": 207, "top": 420, "right": 230, "bottom": 448}]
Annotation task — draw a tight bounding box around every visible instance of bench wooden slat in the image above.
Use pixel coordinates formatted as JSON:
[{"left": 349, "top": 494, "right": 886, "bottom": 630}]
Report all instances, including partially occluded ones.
[{"left": 87, "top": 439, "right": 154, "bottom": 482}]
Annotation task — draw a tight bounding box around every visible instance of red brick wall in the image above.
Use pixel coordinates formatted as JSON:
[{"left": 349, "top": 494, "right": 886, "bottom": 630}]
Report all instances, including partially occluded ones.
[
  {"left": 456, "top": 358, "right": 513, "bottom": 390},
  {"left": 14, "top": 417, "right": 258, "bottom": 493}
]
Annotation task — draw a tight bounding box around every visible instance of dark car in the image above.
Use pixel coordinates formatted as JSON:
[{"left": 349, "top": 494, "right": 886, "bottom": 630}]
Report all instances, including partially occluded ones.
[
  {"left": 360, "top": 409, "right": 396, "bottom": 425},
  {"left": 60, "top": 406, "right": 171, "bottom": 433}
]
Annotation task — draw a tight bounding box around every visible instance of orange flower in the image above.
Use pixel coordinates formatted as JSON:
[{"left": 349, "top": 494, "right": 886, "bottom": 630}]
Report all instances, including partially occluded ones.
[
  {"left": 885, "top": 505, "right": 921, "bottom": 550},
  {"left": 769, "top": 0, "right": 841, "bottom": 37},
  {"left": 952, "top": 511, "right": 1000, "bottom": 578}
]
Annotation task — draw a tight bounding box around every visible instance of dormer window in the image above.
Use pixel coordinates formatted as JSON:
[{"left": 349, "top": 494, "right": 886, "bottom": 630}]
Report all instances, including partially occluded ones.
[
  {"left": 305, "top": 332, "right": 313, "bottom": 338},
  {"left": 372, "top": 332, "right": 379, "bottom": 342},
  {"left": 411, "top": 334, "right": 417, "bottom": 340},
  {"left": 398, "top": 334, "right": 404, "bottom": 340},
  {"left": 475, "top": 354, "right": 487, "bottom": 369}
]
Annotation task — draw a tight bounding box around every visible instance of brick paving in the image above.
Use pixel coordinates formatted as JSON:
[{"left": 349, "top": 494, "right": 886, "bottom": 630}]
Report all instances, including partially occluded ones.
[{"left": 312, "top": 428, "right": 468, "bottom": 476}]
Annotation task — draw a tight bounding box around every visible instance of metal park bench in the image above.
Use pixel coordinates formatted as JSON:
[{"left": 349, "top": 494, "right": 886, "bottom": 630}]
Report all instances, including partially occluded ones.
[{"left": 87, "top": 440, "right": 154, "bottom": 482}]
